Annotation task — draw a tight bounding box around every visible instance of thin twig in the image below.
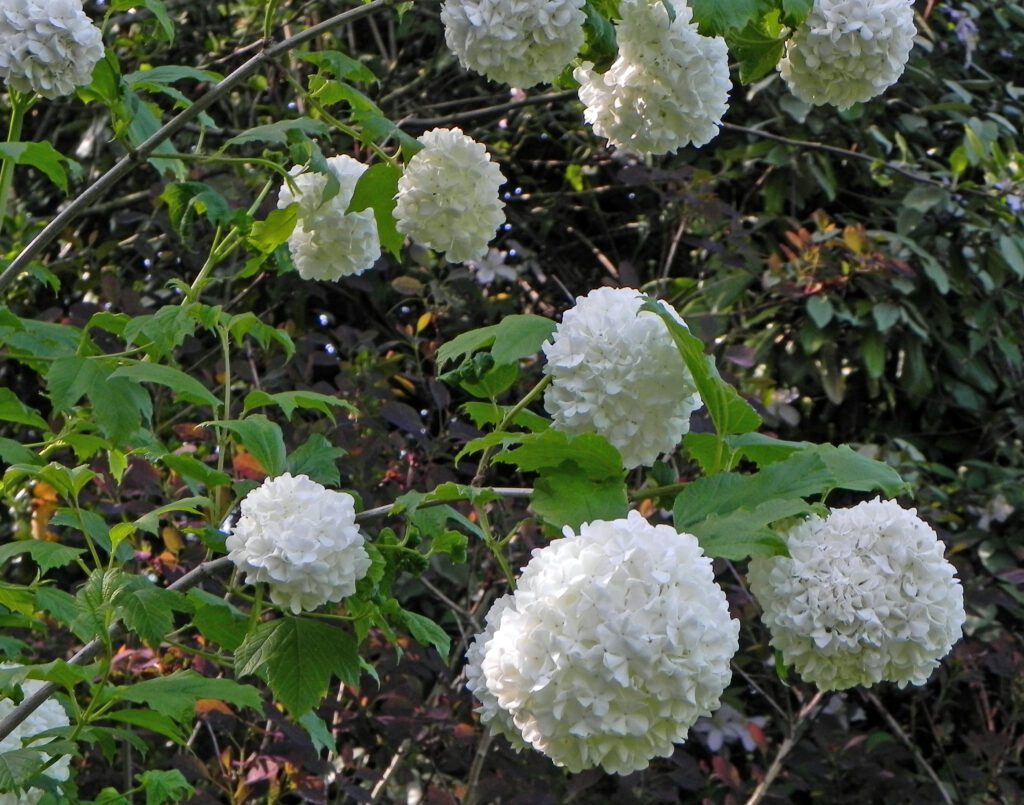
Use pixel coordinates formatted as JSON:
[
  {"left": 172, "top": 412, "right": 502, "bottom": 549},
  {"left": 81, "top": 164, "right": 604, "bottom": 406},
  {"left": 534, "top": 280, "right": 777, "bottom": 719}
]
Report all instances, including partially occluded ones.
[
  {"left": 399, "top": 90, "right": 577, "bottom": 129},
  {"left": 721, "top": 122, "right": 996, "bottom": 199},
  {"left": 861, "top": 690, "right": 954, "bottom": 805},
  {"left": 369, "top": 737, "right": 413, "bottom": 804},
  {"left": 745, "top": 690, "right": 827, "bottom": 805},
  {"left": 0, "top": 0, "right": 389, "bottom": 294}
]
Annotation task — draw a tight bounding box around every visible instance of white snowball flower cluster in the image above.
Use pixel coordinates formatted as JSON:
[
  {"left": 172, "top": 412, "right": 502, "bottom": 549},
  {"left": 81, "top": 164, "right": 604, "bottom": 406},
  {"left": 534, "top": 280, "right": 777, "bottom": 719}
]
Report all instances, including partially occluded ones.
[
  {"left": 542, "top": 287, "right": 702, "bottom": 469},
  {"left": 441, "top": 0, "right": 586, "bottom": 88},
  {"left": 466, "top": 512, "right": 739, "bottom": 774},
  {"left": 748, "top": 498, "right": 966, "bottom": 691},
  {"left": 778, "top": 0, "right": 917, "bottom": 110},
  {"left": 278, "top": 155, "right": 381, "bottom": 281},
  {"left": 574, "top": 0, "right": 731, "bottom": 155},
  {"left": 0, "top": 0, "right": 103, "bottom": 99},
  {"left": 226, "top": 473, "right": 372, "bottom": 614},
  {"left": 0, "top": 676, "right": 71, "bottom": 803},
  {"left": 394, "top": 127, "right": 505, "bottom": 263}
]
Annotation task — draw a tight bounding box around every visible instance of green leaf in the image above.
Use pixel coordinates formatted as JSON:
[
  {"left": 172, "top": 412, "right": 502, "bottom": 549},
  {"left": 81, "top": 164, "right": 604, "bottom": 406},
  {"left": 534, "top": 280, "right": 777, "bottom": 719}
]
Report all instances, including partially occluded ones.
[
  {"left": 103, "top": 710, "right": 187, "bottom": 745},
  {"left": 242, "top": 389, "right": 357, "bottom": 422},
  {"left": 235, "top": 617, "right": 361, "bottom": 716},
  {"left": 0, "top": 541, "right": 84, "bottom": 573},
  {"left": 395, "top": 609, "right": 450, "bottom": 659},
  {"left": 45, "top": 357, "right": 152, "bottom": 446},
  {"left": 298, "top": 712, "right": 335, "bottom": 755},
  {"left": 0, "top": 389, "right": 48, "bottom": 430},
  {"left": 123, "top": 304, "right": 197, "bottom": 360},
  {"left": 346, "top": 162, "right": 403, "bottom": 258},
  {"left": 0, "top": 142, "right": 71, "bottom": 192},
  {"left": 158, "top": 181, "right": 232, "bottom": 231},
  {"left": 673, "top": 451, "right": 833, "bottom": 531},
  {"left": 159, "top": 453, "right": 231, "bottom": 491},
  {"left": 124, "top": 65, "right": 221, "bottom": 87},
  {"left": 0, "top": 748, "right": 48, "bottom": 790},
  {"left": 493, "top": 429, "right": 625, "bottom": 479},
  {"left": 690, "top": 0, "right": 770, "bottom": 35},
  {"left": 0, "top": 438, "right": 43, "bottom": 466},
  {"left": 684, "top": 432, "right": 811, "bottom": 473},
  {"left": 137, "top": 769, "right": 196, "bottom": 805},
  {"left": 298, "top": 50, "right": 377, "bottom": 83},
  {"left": 436, "top": 315, "right": 556, "bottom": 371},
  {"left": 780, "top": 0, "right": 813, "bottom": 24},
  {"left": 209, "top": 415, "right": 287, "bottom": 477},
  {"left": 641, "top": 301, "right": 762, "bottom": 437},
  {"left": 462, "top": 402, "right": 549, "bottom": 433},
  {"left": 726, "top": 16, "right": 786, "bottom": 84},
  {"left": 224, "top": 117, "right": 329, "bottom": 147},
  {"left": 115, "top": 584, "right": 193, "bottom": 647},
  {"left": 109, "top": 363, "right": 221, "bottom": 409},
  {"left": 531, "top": 464, "right": 629, "bottom": 530},
  {"left": 807, "top": 444, "right": 906, "bottom": 496},
  {"left": 113, "top": 670, "right": 262, "bottom": 724},
  {"left": 187, "top": 590, "right": 248, "bottom": 651},
  {"left": 133, "top": 496, "right": 209, "bottom": 536},
  {"left": 286, "top": 434, "right": 346, "bottom": 487},
  {"left": 688, "top": 498, "right": 809, "bottom": 559},
  {"left": 998, "top": 234, "right": 1024, "bottom": 279},
  {"left": 249, "top": 204, "right": 298, "bottom": 255}
]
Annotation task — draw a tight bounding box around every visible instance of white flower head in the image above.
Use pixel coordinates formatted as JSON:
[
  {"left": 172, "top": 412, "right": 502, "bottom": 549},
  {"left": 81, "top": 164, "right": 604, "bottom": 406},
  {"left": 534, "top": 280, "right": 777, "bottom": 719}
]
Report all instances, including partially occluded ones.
[
  {"left": 441, "top": 0, "right": 586, "bottom": 88},
  {"left": 466, "top": 511, "right": 740, "bottom": 774},
  {"left": 542, "top": 286, "right": 702, "bottom": 469},
  {"left": 0, "top": 675, "right": 71, "bottom": 803},
  {"left": 748, "top": 498, "right": 966, "bottom": 691},
  {"left": 778, "top": 0, "right": 917, "bottom": 110},
  {"left": 394, "top": 127, "right": 506, "bottom": 263},
  {"left": 226, "top": 473, "right": 372, "bottom": 614},
  {"left": 0, "top": 0, "right": 104, "bottom": 99},
  {"left": 574, "top": 0, "right": 731, "bottom": 155},
  {"left": 278, "top": 155, "right": 381, "bottom": 281}
]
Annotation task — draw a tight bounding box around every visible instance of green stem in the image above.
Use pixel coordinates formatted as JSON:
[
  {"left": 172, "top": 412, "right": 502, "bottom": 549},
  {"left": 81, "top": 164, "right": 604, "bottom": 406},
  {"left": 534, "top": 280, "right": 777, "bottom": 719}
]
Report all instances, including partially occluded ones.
[
  {"left": 472, "top": 375, "right": 552, "bottom": 486},
  {"left": 476, "top": 504, "right": 516, "bottom": 588},
  {"left": 0, "top": 91, "right": 30, "bottom": 242}
]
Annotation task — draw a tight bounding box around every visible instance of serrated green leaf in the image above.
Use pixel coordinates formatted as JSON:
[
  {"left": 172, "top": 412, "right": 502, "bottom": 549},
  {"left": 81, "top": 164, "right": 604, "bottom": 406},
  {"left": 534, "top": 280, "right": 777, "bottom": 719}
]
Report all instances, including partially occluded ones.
[
  {"left": 531, "top": 464, "right": 629, "bottom": 530},
  {"left": 209, "top": 416, "right": 287, "bottom": 477},
  {"left": 298, "top": 50, "right": 377, "bottom": 83},
  {"left": 224, "top": 117, "right": 329, "bottom": 147},
  {"left": 436, "top": 315, "right": 556, "bottom": 371},
  {"left": 235, "top": 617, "right": 360, "bottom": 716},
  {"left": 115, "top": 584, "right": 193, "bottom": 647},
  {"left": 286, "top": 434, "right": 345, "bottom": 487},
  {"left": 159, "top": 454, "right": 231, "bottom": 491},
  {"left": 0, "top": 389, "right": 48, "bottom": 430},
  {"left": 113, "top": 670, "right": 262, "bottom": 724},
  {"left": 133, "top": 496, "right": 209, "bottom": 536},
  {"left": 243, "top": 389, "right": 357, "bottom": 422},
  {"left": 249, "top": 204, "right": 299, "bottom": 255},
  {"left": 187, "top": 590, "right": 248, "bottom": 651},
  {"left": 691, "top": 0, "right": 770, "bottom": 35},
  {"left": 137, "top": 769, "right": 196, "bottom": 805},
  {"left": 0, "top": 541, "right": 84, "bottom": 573},
  {"left": 689, "top": 497, "right": 808, "bottom": 559},
  {"left": 109, "top": 362, "right": 220, "bottom": 409},
  {"left": 123, "top": 305, "right": 197, "bottom": 361},
  {"left": 103, "top": 710, "right": 187, "bottom": 745},
  {"left": 346, "top": 162, "right": 402, "bottom": 258},
  {"left": 0, "top": 141, "right": 71, "bottom": 192},
  {"left": 396, "top": 609, "right": 450, "bottom": 659},
  {"left": 493, "top": 429, "right": 625, "bottom": 479},
  {"left": 641, "top": 301, "right": 762, "bottom": 439}
]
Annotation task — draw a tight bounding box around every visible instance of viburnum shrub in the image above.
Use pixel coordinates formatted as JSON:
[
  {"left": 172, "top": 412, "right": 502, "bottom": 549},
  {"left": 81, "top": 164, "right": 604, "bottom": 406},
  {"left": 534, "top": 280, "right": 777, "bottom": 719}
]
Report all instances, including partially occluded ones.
[{"left": 0, "top": 0, "right": 974, "bottom": 800}]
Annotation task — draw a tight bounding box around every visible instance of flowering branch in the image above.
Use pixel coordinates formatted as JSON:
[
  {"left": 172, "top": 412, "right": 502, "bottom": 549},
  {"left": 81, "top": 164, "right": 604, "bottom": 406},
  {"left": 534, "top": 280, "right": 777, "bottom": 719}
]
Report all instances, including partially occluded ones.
[
  {"left": 0, "top": 0, "right": 388, "bottom": 294},
  {"left": 0, "top": 483, "right": 533, "bottom": 742}
]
